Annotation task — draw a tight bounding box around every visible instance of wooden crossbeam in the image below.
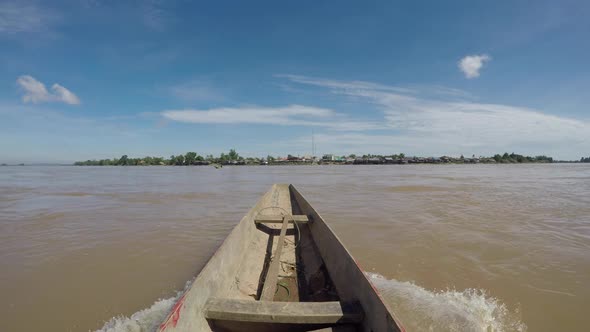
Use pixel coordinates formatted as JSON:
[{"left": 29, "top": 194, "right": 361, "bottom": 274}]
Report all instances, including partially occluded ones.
[
  {"left": 204, "top": 298, "right": 363, "bottom": 324},
  {"left": 255, "top": 214, "right": 309, "bottom": 224},
  {"left": 260, "top": 215, "right": 290, "bottom": 301}
]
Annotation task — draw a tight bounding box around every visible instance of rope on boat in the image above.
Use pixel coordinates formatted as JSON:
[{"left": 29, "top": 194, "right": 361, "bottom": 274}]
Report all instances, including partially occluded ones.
[{"left": 276, "top": 282, "right": 291, "bottom": 297}]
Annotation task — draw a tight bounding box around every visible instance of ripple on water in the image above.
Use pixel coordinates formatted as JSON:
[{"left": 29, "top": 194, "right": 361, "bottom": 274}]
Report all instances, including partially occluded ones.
[{"left": 385, "top": 185, "right": 449, "bottom": 193}]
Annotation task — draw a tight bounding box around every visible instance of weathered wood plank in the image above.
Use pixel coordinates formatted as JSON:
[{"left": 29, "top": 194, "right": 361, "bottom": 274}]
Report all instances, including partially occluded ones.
[
  {"left": 255, "top": 214, "right": 309, "bottom": 224},
  {"left": 204, "top": 298, "right": 363, "bottom": 324},
  {"left": 260, "top": 215, "right": 290, "bottom": 301}
]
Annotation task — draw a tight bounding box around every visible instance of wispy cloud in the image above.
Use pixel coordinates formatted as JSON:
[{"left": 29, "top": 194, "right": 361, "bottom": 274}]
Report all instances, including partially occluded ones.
[
  {"left": 458, "top": 54, "right": 491, "bottom": 79},
  {"left": 162, "top": 105, "right": 333, "bottom": 124},
  {"left": 277, "top": 74, "right": 474, "bottom": 99},
  {"left": 17, "top": 75, "right": 80, "bottom": 105},
  {"left": 276, "top": 74, "right": 415, "bottom": 94},
  {"left": 282, "top": 75, "right": 590, "bottom": 159},
  {"left": 0, "top": 1, "right": 58, "bottom": 34},
  {"left": 157, "top": 74, "right": 588, "bottom": 158},
  {"left": 161, "top": 105, "right": 383, "bottom": 131}
]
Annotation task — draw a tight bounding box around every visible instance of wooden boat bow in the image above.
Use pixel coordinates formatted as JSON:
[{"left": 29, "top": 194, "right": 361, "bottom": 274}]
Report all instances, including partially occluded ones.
[{"left": 158, "top": 184, "right": 405, "bottom": 332}]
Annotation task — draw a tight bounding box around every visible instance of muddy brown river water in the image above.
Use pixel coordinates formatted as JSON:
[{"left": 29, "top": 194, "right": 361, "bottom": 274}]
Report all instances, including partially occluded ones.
[{"left": 1, "top": 165, "right": 589, "bottom": 331}]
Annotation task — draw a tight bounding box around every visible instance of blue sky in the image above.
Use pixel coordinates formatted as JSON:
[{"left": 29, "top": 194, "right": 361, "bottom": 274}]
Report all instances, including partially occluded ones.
[{"left": 1, "top": 0, "right": 589, "bottom": 163}]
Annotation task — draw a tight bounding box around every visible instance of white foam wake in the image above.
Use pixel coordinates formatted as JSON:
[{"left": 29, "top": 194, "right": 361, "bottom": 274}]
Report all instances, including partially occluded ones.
[
  {"left": 367, "top": 273, "right": 527, "bottom": 332},
  {"left": 94, "top": 296, "right": 177, "bottom": 332},
  {"left": 95, "top": 279, "right": 195, "bottom": 332},
  {"left": 95, "top": 274, "right": 526, "bottom": 332}
]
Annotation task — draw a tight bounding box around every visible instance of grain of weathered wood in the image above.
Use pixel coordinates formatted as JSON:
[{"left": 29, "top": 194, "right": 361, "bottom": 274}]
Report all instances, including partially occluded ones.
[
  {"left": 204, "top": 298, "right": 363, "bottom": 324},
  {"left": 255, "top": 214, "right": 309, "bottom": 224},
  {"left": 260, "top": 215, "right": 290, "bottom": 301}
]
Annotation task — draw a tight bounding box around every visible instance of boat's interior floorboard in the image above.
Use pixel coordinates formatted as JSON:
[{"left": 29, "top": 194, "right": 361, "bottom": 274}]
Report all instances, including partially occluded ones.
[{"left": 229, "top": 186, "right": 340, "bottom": 304}]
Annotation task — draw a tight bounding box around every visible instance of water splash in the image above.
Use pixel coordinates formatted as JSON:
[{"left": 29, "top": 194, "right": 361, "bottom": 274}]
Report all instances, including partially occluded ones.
[
  {"left": 95, "top": 273, "right": 526, "bottom": 332},
  {"left": 367, "top": 273, "right": 527, "bottom": 332},
  {"left": 94, "top": 296, "right": 177, "bottom": 332},
  {"left": 95, "top": 278, "right": 196, "bottom": 332}
]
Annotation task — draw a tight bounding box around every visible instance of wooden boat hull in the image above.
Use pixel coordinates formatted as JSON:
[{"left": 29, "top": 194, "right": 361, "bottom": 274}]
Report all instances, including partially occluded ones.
[{"left": 158, "top": 184, "right": 405, "bottom": 332}]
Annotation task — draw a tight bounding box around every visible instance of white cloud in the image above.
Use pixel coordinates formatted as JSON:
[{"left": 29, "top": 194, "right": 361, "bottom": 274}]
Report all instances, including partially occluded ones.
[
  {"left": 17, "top": 75, "right": 80, "bottom": 105},
  {"left": 155, "top": 75, "right": 589, "bottom": 159},
  {"left": 162, "top": 105, "right": 333, "bottom": 124},
  {"left": 51, "top": 83, "right": 81, "bottom": 105},
  {"left": 0, "top": 2, "right": 57, "bottom": 34},
  {"left": 16, "top": 75, "right": 50, "bottom": 103},
  {"left": 458, "top": 54, "right": 491, "bottom": 79},
  {"left": 162, "top": 105, "right": 383, "bottom": 131},
  {"left": 282, "top": 75, "right": 590, "bottom": 159}
]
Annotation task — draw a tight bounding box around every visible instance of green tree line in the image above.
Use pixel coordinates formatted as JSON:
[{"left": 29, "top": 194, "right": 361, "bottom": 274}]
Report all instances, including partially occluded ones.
[
  {"left": 492, "top": 153, "right": 553, "bottom": 163},
  {"left": 74, "top": 149, "right": 243, "bottom": 166},
  {"left": 74, "top": 150, "right": 559, "bottom": 166}
]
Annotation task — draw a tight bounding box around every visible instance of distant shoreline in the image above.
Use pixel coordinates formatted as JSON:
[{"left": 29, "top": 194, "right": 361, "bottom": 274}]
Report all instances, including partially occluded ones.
[
  {"left": 2, "top": 161, "right": 588, "bottom": 167},
  {"left": 70, "top": 151, "right": 563, "bottom": 166},
  {"left": 4, "top": 151, "right": 588, "bottom": 166}
]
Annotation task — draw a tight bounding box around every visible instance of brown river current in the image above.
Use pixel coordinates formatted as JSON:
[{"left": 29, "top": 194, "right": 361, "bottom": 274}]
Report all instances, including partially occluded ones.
[{"left": 1, "top": 165, "right": 589, "bottom": 332}]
